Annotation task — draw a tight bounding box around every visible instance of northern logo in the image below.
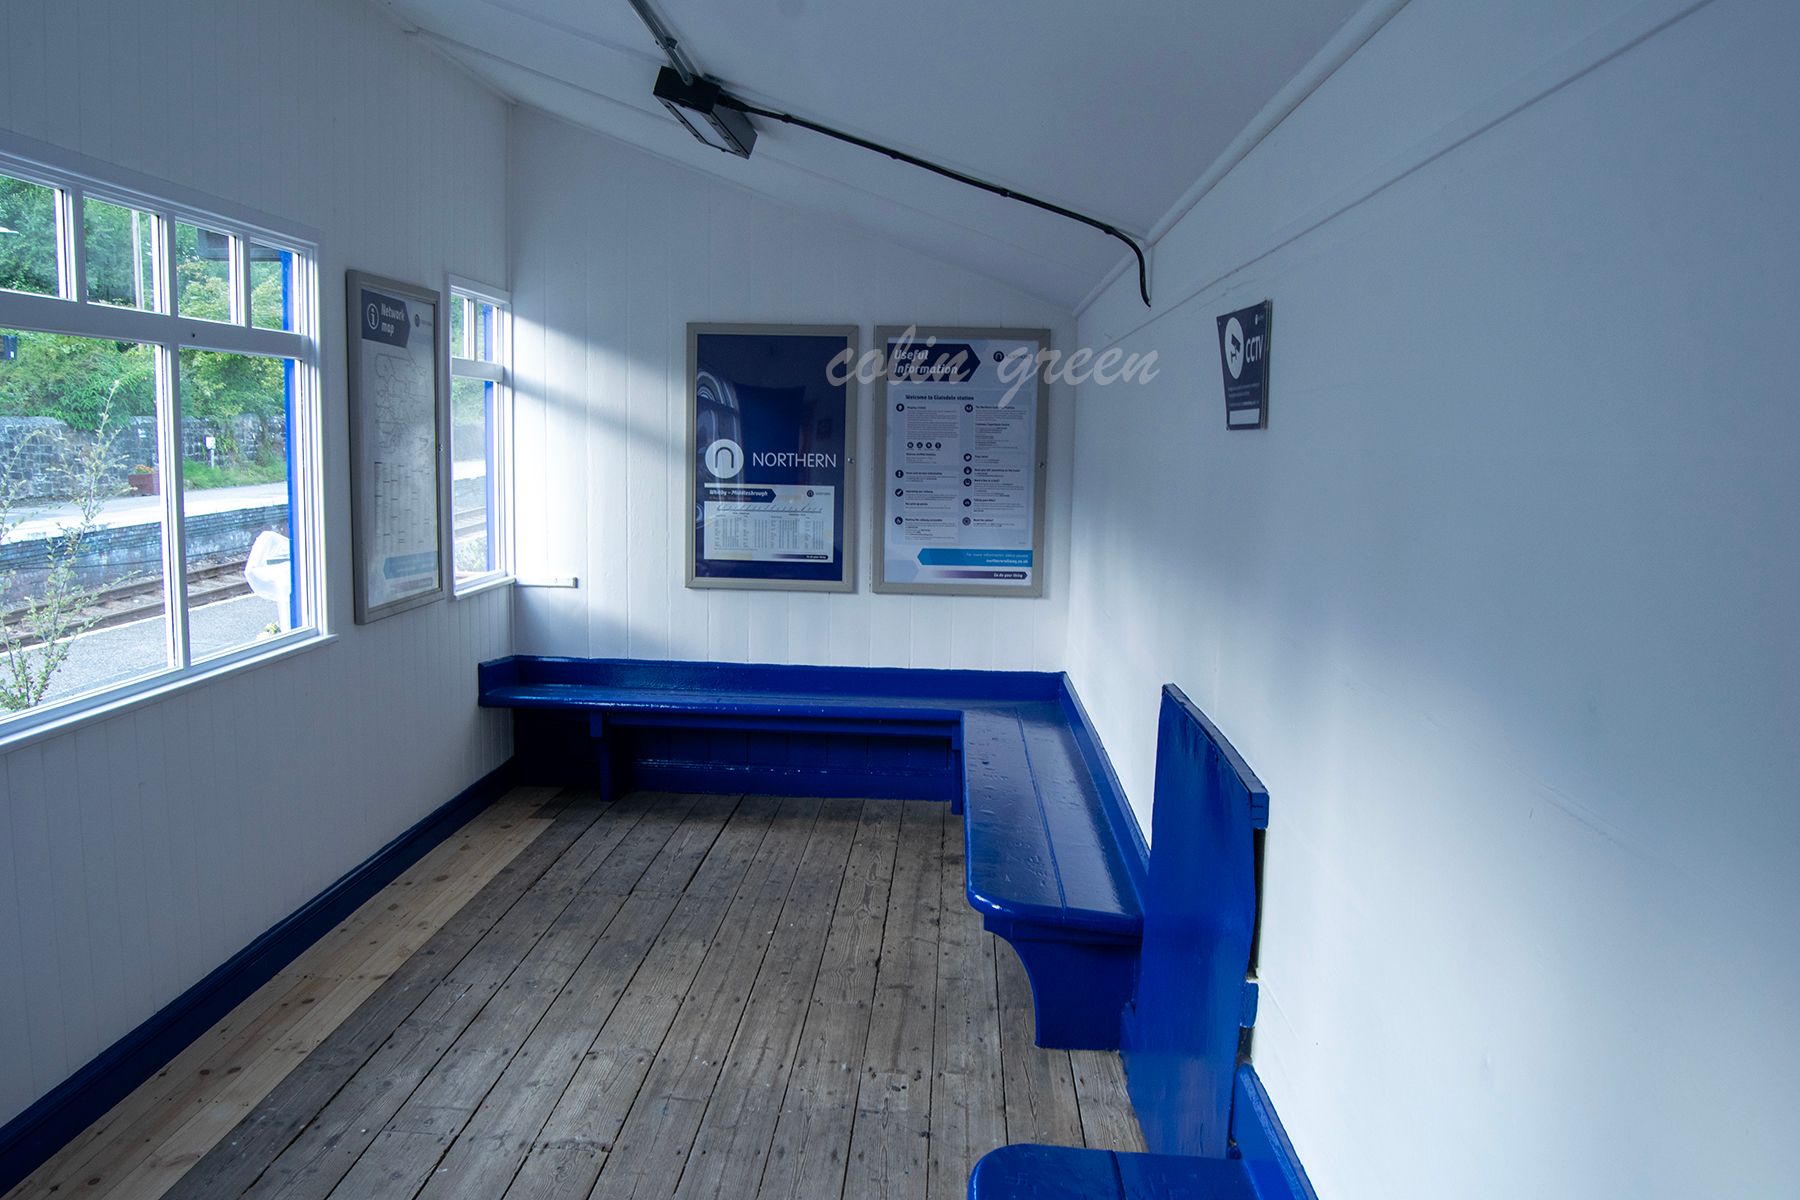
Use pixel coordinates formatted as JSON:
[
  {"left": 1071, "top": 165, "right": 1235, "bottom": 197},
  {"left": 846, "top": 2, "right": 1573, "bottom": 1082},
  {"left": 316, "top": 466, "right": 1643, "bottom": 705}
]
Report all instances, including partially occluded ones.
[{"left": 704, "top": 439, "right": 744, "bottom": 479}]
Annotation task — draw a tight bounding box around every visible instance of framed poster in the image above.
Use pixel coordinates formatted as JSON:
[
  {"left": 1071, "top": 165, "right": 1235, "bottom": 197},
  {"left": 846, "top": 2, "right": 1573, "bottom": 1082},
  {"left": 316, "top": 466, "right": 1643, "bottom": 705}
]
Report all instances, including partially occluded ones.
[
  {"left": 346, "top": 271, "right": 449, "bottom": 624},
  {"left": 686, "top": 324, "right": 858, "bottom": 592},
  {"left": 874, "top": 326, "right": 1050, "bottom": 597}
]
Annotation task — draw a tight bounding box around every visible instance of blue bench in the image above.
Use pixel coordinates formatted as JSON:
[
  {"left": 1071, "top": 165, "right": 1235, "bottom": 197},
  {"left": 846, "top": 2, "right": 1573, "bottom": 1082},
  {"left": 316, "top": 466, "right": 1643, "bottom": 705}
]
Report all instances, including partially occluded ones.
[
  {"left": 970, "top": 686, "right": 1316, "bottom": 1200},
  {"left": 478, "top": 656, "right": 1146, "bottom": 1049}
]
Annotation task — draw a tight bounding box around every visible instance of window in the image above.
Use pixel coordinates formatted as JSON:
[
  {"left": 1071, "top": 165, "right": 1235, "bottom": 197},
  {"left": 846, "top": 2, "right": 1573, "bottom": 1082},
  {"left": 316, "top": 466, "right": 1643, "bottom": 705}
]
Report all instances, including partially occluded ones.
[
  {"left": 0, "top": 150, "right": 321, "bottom": 737},
  {"left": 0, "top": 172, "right": 58, "bottom": 296},
  {"left": 447, "top": 280, "right": 511, "bottom": 592}
]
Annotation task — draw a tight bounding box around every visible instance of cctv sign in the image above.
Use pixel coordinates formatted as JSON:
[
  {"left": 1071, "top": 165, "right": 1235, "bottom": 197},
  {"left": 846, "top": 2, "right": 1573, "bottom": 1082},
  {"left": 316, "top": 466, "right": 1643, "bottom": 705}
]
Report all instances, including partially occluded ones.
[{"left": 1216, "top": 301, "right": 1271, "bottom": 430}]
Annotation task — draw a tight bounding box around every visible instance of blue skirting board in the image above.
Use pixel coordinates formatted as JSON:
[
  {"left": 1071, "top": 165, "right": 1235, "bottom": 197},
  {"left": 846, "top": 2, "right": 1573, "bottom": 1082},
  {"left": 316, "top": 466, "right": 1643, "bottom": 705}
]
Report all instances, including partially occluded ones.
[
  {"left": 1231, "top": 1065, "right": 1321, "bottom": 1200},
  {"left": 0, "top": 758, "right": 519, "bottom": 1196}
]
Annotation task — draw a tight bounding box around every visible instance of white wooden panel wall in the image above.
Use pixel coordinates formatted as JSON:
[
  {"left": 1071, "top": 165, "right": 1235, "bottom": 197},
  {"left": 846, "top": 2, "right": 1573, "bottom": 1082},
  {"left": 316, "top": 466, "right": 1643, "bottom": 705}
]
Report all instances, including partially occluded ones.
[
  {"left": 1065, "top": 2, "right": 1800, "bottom": 1197},
  {"left": 0, "top": 0, "right": 513, "bottom": 1126},
  {"left": 508, "top": 110, "right": 1076, "bottom": 671}
]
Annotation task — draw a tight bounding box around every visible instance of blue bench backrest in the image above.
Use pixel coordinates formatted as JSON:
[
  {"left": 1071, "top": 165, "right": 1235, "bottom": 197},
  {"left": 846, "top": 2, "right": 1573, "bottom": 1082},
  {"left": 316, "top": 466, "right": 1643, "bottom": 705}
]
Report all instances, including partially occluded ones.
[
  {"left": 1123, "top": 685, "right": 1269, "bottom": 1158},
  {"left": 479, "top": 654, "right": 1062, "bottom": 702}
]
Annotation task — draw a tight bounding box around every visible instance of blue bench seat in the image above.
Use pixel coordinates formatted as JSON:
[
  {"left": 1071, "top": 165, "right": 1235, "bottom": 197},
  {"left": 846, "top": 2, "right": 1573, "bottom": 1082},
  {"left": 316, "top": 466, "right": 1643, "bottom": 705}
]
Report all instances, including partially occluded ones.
[
  {"left": 970, "top": 1067, "right": 1306, "bottom": 1200},
  {"left": 479, "top": 656, "right": 1148, "bottom": 1050},
  {"left": 970, "top": 1146, "right": 1252, "bottom": 1199},
  {"left": 962, "top": 706, "right": 1143, "bottom": 1048},
  {"left": 972, "top": 1065, "right": 1310, "bottom": 1194}
]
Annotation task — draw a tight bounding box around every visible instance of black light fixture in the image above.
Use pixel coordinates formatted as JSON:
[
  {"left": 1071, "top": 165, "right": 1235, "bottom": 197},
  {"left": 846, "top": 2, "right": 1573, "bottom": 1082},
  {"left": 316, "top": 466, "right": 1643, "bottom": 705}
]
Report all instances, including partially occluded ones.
[
  {"left": 653, "top": 67, "right": 757, "bottom": 159},
  {"left": 628, "top": 0, "right": 751, "bottom": 157}
]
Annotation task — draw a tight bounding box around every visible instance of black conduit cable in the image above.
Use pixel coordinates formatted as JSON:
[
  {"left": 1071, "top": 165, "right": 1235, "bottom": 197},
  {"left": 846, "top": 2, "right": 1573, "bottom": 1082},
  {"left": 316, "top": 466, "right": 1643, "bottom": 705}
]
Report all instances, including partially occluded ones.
[{"left": 716, "top": 96, "right": 1153, "bottom": 307}]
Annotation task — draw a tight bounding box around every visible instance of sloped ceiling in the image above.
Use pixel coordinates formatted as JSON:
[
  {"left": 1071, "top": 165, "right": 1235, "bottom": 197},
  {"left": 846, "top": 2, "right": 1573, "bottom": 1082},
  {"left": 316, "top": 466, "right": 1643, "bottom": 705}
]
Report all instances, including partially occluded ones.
[{"left": 378, "top": 0, "right": 1370, "bottom": 308}]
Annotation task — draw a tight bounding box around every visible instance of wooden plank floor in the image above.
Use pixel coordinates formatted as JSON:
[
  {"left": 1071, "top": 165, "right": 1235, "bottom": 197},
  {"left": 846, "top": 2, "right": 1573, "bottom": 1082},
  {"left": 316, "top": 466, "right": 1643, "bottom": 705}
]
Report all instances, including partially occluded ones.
[{"left": 7, "top": 790, "right": 1143, "bottom": 1200}]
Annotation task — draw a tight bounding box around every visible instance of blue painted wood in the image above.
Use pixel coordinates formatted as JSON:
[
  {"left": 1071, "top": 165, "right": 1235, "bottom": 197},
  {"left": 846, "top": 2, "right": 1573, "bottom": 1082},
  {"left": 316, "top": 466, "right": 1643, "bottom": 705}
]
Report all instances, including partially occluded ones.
[
  {"left": 487, "top": 680, "right": 968, "bottom": 725},
  {"left": 969, "top": 1145, "right": 1256, "bottom": 1199},
  {"left": 964, "top": 690, "right": 1309, "bottom": 1200},
  {"left": 962, "top": 708, "right": 1140, "bottom": 938},
  {"left": 481, "top": 656, "right": 1149, "bottom": 1051},
  {"left": 1230, "top": 1065, "right": 1321, "bottom": 1200},
  {"left": 969, "top": 1143, "right": 1124, "bottom": 1199},
  {"left": 478, "top": 654, "right": 1063, "bottom": 702},
  {"left": 1057, "top": 679, "right": 1149, "bottom": 905},
  {"left": 606, "top": 713, "right": 962, "bottom": 801},
  {"left": 0, "top": 758, "right": 519, "bottom": 1197},
  {"left": 962, "top": 702, "right": 1142, "bottom": 1049},
  {"left": 1016, "top": 711, "right": 1140, "bottom": 924},
  {"left": 483, "top": 656, "right": 977, "bottom": 807},
  {"left": 1124, "top": 684, "right": 1268, "bottom": 1158},
  {"left": 989, "top": 932, "right": 1140, "bottom": 1050},
  {"left": 966, "top": 1068, "right": 1314, "bottom": 1200}
]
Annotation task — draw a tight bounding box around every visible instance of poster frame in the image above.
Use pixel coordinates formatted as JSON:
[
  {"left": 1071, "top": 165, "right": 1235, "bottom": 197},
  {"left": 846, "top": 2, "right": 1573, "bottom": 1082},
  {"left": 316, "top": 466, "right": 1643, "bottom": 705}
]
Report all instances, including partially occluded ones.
[
  {"left": 345, "top": 269, "right": 450, "bottom": 625},
  {"left": 872, "top": 324, "right": 1051, "bottom": 598},
  {"left": 684, "top": 322, "right": 860, "bottom": 593}
]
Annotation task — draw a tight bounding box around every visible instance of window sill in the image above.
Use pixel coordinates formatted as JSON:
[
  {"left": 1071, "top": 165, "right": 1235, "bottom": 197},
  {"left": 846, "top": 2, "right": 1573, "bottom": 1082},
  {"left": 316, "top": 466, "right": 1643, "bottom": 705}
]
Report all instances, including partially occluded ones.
[
  {"left": 0, "top": 630, "right": 338, "bottom": 754},
  {"left": 453, "top": 573, "right": 515, "bottom": 601}
]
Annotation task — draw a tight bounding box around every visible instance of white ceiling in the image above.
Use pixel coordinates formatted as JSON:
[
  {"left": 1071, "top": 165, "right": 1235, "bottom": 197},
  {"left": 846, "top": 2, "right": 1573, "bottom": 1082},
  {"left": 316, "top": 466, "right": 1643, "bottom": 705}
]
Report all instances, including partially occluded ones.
[{"left": 378, "top": 0, "right": 1371, "bottom": 308}]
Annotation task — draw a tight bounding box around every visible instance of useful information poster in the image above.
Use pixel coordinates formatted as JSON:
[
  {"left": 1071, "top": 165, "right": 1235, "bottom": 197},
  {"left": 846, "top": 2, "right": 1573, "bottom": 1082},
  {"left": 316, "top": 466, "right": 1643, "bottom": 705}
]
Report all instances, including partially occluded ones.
[
  {"left": 687, "top": 325, "right": 857, "bottom": 591},
  {"left": 875, "top": 327, "right": 1048, "bottom": 596},
  {"left": 346, "top": 271, "right": 445, "bottom": 623}
]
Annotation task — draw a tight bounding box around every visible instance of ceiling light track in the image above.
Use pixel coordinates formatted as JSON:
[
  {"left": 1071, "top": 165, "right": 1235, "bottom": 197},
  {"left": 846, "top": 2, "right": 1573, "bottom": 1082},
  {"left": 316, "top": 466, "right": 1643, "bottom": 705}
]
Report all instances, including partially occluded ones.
[
  {"left": 624, "top": 0, "right": 699, "bottom": 84},
  {"left": 626, "top": 0, "right": 1152, "bottom": 307}
]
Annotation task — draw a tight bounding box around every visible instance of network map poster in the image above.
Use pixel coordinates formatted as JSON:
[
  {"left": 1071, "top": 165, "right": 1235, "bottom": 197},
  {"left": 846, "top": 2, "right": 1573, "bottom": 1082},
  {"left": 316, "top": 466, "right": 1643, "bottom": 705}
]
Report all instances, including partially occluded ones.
[{"left": 346, "top": 270, "right": 447, "bottom": 624}]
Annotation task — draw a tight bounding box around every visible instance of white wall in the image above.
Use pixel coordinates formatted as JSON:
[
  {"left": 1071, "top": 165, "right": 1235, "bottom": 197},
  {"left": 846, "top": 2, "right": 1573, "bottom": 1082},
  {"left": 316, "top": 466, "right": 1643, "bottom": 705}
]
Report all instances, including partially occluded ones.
[
  {"left": 1066, "top": 1, "right": 1800, "bottom": 1196},
  {"left": 509, "top": 109, "right": 1075, "bottom": 670},
  {"left": 0, "top": 0, "right": 513, "bottom": 1126}
]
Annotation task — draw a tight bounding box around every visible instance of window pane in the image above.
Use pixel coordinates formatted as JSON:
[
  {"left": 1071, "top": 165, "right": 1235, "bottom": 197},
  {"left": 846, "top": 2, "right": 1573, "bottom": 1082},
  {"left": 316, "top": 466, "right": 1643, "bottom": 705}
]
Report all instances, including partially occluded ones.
[
  {"left": 0, "top": 173, "right": 60, "bottom": 297},
  {"left": 249, "top": 242, "right": 293, "bottom": 331},
  {"left": 1, "top": 330, "right": 169, "bottom": 712},
  {"left": 178, "top": 349, "right": 296, "bottom": 661},
  {"left": 175, "top": 222, "right": 232, "bottom": 322},
  {"left": 84, "top": 198, "right": 159, "bottom": 311},
  {"left": 476, "top": 302, "right": 499, "bottom": 363},
  {"left": 449, "top": 294, "right": 468, "bottom": 359},
  {"left": 450, "top": 376, "right": 493, "bottom": 578}
]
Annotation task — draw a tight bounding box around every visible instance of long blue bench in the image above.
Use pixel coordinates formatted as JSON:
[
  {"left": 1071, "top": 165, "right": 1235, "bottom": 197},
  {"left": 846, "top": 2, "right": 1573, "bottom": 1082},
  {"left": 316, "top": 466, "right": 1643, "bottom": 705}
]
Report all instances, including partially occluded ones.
[
  {"left": 969, "top": 686, "right": 1314, "bottom": 1200},
  {"left": 478, "top": 656, "right": 1146, "bottom": 1049}
]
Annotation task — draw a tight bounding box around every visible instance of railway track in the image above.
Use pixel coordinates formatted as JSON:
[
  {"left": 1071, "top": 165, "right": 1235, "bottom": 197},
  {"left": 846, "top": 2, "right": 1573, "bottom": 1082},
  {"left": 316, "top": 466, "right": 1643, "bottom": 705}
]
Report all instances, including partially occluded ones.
[
  {"left": 6, "top": 512, "right": 487, "bottom": 647},
  {"left": 1, "top": 559, "right": 256, "bottom": 648}
]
